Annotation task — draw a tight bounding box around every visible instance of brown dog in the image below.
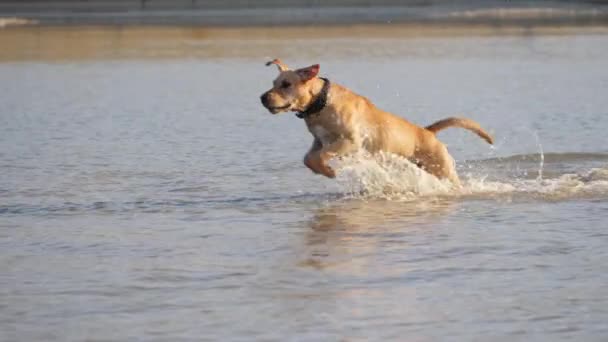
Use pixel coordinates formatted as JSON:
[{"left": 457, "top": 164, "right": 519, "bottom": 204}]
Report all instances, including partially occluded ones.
[{"left": 260, "top": 59, "right": 493, "bottom": 187}]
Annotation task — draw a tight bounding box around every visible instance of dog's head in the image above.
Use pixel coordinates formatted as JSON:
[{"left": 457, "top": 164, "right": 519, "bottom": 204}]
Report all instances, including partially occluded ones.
[{"left": 260, "top": 59, "right": 320, "bottom": 114}]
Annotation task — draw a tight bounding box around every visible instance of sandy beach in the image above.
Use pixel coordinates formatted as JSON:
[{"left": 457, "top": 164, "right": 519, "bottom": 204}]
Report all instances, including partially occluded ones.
[{"left": 2, "top": 23, "right": 608, "bottom": 62}]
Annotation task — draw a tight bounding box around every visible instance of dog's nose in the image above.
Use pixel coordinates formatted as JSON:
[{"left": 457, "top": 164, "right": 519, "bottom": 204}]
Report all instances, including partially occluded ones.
[{"left": 260, "top": 92, "right": 269, "bottom": 107}]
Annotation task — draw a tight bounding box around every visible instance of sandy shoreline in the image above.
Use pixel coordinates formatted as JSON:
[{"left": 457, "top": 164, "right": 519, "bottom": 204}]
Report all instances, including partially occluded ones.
[
  {"left": 2, "top": 23, "right": 608, "bottom": 62},
  {"left": 3, "top": 2, "right": 608, "bottom": 61}
]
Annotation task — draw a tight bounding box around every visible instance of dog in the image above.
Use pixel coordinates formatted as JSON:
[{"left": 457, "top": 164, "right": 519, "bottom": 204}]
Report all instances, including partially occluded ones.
[{"left": 260, "top": 59, "right": 493, "bottom": 187}]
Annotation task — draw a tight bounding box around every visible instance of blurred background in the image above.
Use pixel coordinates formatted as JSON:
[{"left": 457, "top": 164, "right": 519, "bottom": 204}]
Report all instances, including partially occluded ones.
[
  {"left": 1, "top": 0, "right": 608, "bottom": 26},
  {"left": 2, "top": 0, "right": 608, "bottom": 61}
]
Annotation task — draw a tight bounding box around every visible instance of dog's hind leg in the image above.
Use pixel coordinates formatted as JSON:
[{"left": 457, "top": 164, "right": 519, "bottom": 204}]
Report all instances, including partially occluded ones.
[{"left": 417, "top": 145, "right": 461, "bottom": 187}]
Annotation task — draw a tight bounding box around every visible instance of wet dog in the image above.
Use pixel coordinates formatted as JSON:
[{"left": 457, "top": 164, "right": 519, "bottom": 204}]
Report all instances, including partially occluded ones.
[{"left": 260, "top": 59, "right": 493, "bottom": 186}]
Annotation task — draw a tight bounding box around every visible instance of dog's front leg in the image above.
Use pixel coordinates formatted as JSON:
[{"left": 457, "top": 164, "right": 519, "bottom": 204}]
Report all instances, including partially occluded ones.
[
  {"left": 303, "top": 138, "right": 330, "bottom": 176},
  {"left": 304, "top": 149, "right": 335, "bottom": 178},
  {"left": 315, "top": 138, "right": 358, "bottom": 178}
]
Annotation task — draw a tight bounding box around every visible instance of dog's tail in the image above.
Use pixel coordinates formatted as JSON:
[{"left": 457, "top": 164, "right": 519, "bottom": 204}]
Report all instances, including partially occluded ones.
[{"left": 425, "top": 117, "right": 493, "bottom": 145}]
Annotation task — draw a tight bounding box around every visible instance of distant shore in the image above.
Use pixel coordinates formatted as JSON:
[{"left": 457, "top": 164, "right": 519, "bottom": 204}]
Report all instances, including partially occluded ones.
[
  {"left": 1, "top": 1, "right": 608, "bottom": 27},
  {"left": 2, "top": 23, "right": 608, "bottom": 63}
]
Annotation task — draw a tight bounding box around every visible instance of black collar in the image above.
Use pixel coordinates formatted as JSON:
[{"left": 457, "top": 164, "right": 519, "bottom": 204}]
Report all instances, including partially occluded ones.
[{"left": 296, "top": 78, "right": 330, "bottom": 119}]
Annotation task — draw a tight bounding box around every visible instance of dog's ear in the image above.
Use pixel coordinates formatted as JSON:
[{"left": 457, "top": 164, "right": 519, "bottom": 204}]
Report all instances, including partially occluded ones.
[
  {"left": 266, "top": 58, "right": 290, "bottom": 72},
  {"left": 296, "top": 64, "right": 320, "bottom": 82}
]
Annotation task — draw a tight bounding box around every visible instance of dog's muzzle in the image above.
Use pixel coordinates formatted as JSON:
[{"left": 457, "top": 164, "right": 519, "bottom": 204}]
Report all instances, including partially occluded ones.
[
  {"left": 260, "top": 92, "right": 271, "bottom": 108},
  {"left": 260, "top": 91, "right": 290, "bottom": 114}
]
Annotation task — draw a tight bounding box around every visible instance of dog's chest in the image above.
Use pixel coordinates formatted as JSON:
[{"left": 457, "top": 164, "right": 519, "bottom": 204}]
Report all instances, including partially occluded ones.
[
  {"left": 306, "top": 113, "right": 347, "bottom": 146},
  {"left": 311, "top": 125, "right": 333, "bottom": 145}
]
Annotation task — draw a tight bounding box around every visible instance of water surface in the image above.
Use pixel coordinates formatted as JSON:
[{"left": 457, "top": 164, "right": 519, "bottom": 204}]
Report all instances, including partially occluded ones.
[{"left": 1, "top": 26, "right": 608, "bottom": 341}]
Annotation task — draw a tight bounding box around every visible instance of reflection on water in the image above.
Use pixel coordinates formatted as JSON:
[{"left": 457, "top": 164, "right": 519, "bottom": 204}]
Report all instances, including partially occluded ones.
[
  {"left": 309, "top": 198, "right": 455, "bottom": 231},
  {"left": 301, "top": 199, "right": 456, "bottom": 272}
]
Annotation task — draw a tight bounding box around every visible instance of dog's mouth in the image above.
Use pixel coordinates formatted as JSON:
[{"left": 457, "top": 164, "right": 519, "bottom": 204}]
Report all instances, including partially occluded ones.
[{"left": 267, "top": 103, "right": 291, "bottom": 114}]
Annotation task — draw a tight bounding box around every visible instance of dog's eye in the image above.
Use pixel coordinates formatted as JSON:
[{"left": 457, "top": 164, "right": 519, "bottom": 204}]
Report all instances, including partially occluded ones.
[{"left": 281, "top": 81, "right": 291, "bottom": 89}]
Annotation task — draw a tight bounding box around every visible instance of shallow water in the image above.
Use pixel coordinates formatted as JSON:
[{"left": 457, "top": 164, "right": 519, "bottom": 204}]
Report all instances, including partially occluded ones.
[{"left": 1, "top": 27, "right": 608, "bottom": 341}]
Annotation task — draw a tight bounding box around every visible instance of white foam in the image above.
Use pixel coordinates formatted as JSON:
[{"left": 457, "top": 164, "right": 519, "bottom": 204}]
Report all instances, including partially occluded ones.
[
  {"left": 0, "top": 17, "right": 37, "bottom": 28},
  {"left": 332, "top": 152, "right": 454, "bottom": 200},
  {"left": 330, "top": 152, "right": 608, "bottom": 201}
]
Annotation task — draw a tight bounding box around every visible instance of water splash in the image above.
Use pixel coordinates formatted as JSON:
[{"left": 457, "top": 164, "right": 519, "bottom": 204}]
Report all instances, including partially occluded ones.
[
  {"left": 331, "top": 151, "right": 608, "bottom": 202},
  {"left": 331, "top": 152, "right": 453, "bottom": 200},
  {"left": 533, "top": 130, "right": 545, "bottom": 181}
]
